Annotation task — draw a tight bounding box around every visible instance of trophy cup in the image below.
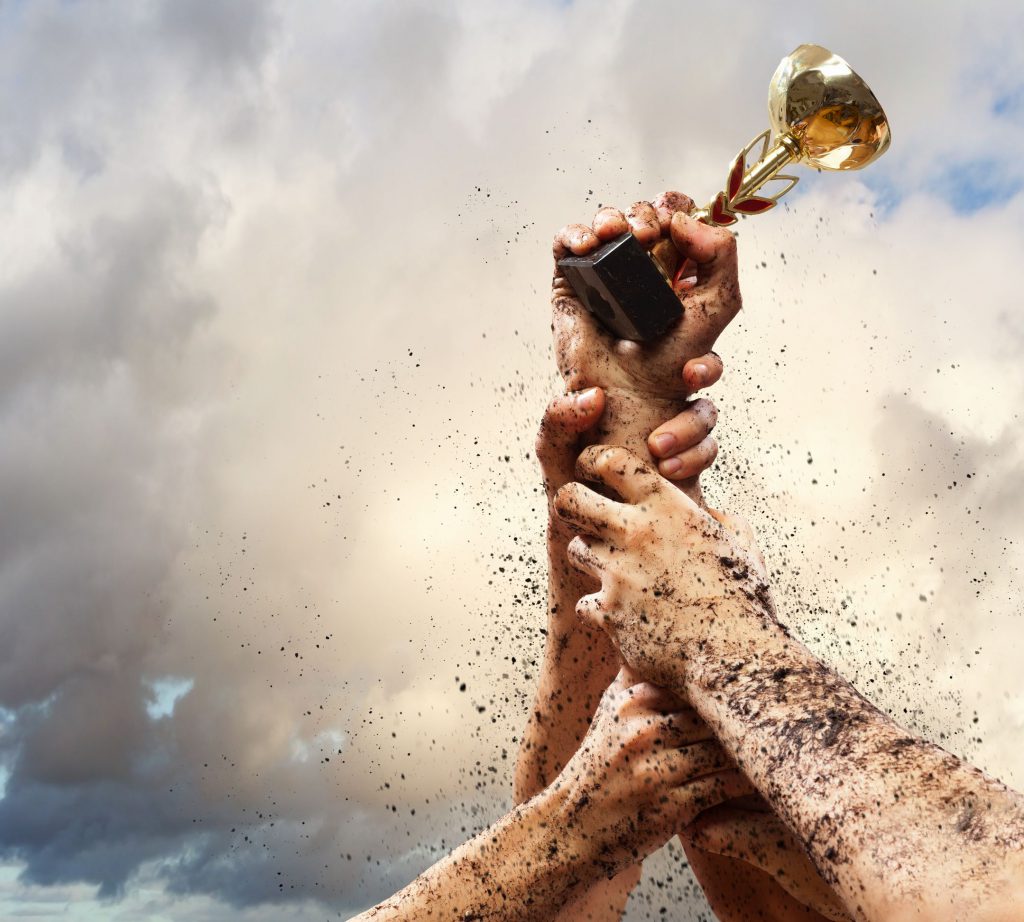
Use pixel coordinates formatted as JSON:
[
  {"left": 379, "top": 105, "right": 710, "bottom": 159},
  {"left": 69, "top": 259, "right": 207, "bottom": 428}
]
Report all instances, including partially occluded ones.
[{"left": 558, "top": 44, "right": 891, "bottom": 342}]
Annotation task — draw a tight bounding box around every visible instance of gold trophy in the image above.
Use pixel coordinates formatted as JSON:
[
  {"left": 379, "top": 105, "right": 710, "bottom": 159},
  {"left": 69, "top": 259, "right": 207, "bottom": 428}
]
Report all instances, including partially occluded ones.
[{"left": 558, "top": 44, "right": 892, "bottom": 341}]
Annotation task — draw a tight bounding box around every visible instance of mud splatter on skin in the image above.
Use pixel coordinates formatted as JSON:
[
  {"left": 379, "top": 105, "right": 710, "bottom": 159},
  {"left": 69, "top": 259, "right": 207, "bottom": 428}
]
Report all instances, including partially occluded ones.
[
  {"left": 323, "top": 182, "right": 1010, "bottom": 920},
  {"left": 679, "top": 622, "right": 1024, "bottom": 916},
  {"left": 358, "top": 671, "right": 749, "bottom": 920},
  {"left": 548, "top": 372, "right": 1024, "bottom": 918},
  {"left": 527, "top": 200, "right": 858, "bottom": 920}
]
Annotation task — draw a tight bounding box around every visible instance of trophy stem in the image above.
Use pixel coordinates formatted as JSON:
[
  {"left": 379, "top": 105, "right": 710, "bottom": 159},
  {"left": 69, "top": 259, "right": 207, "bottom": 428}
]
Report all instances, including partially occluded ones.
[
  {"left": 737, "top": 134, "right": 799, "bottom": 202},
  {"left": 691, "top": 131, "right": 801, "bottom": 227}
]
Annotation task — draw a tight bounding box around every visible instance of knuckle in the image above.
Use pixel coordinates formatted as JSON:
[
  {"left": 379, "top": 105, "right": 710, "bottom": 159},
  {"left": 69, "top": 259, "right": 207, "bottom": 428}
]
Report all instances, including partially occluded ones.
[
  {"left": 576, "top": 443, "right": 603, "bottom": 469},
  {"left": 553, "top": 483, "right": 575, "bottom": 513},
  {"left": 702, "top": 399, "right": 719, "bottom": 429},
  {"left": 533, "top": 429, "right": 547, "bottom": 462},
  {"left": 597, "top": 445, "right": 623, "bottom": 469},
  {"left": 717, "top": 229, "right": 738, "bottom": 253},
  {"left": 628, "top": 518, "right": 657, "bottom": 543}
]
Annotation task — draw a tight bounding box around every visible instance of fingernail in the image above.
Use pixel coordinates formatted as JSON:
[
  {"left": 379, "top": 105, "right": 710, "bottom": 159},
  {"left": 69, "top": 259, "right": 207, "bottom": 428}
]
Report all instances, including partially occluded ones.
[
  {"left": 576, "top": 388, "right": 600, "bottom": 412},
  {"left": 692, "top": 362, "right": 708, "bottom": 384},
  {"left": 651, "top": 433, "right": 677, "bottom": 455},
  {"left": 661, "top": 458, "right": 683, "bottom": 476}
]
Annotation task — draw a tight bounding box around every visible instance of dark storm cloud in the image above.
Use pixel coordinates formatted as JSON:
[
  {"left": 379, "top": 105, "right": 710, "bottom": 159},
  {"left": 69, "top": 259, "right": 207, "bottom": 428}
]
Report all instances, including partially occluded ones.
[{"left": 0, "top": 0, "right": 282, "bottom": 902}]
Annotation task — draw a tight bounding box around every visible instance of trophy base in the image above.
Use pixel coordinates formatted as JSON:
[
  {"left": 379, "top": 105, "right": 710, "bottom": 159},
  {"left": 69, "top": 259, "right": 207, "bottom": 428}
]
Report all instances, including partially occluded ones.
[{"left": 557, "top": 233, "right": 682, "bottom": 342}]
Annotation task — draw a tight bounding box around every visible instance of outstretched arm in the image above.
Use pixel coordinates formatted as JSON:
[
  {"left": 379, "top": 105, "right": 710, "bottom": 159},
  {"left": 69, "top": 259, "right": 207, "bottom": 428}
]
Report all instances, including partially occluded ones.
[
  {"left": 556, "top": 446, "right": 1024, "bottom": 922},
  {"left": 355, "top": 669, "right": 749, "bottom": 921}
]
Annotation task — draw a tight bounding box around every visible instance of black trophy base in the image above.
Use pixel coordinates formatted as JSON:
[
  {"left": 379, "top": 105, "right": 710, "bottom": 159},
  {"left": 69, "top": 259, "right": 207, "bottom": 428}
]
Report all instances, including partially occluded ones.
[{"left": 557, "top": 232, "right": 682, "bottom": 342}]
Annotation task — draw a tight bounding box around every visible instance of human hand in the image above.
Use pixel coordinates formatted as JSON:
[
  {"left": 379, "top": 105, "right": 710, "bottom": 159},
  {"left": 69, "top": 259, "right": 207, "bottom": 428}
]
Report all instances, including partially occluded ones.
[
  {"left": 551, "top": 191, "right": 742, "bottom": 401},
  {"left": 537, "top": 355, "right": 723, "bottom": 556},
  {"left": 553, "top": 445, "right": 773, "bottom": 685},
  {"left": 553, "top": 666, "right": 753, "bottom": 879}
]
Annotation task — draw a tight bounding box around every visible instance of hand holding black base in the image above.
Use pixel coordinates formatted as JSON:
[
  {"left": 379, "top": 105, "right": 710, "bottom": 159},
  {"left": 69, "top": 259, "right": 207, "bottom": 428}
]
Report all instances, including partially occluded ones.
[{"left": 557, "top": 234, "right": 683, "bottom": 342}]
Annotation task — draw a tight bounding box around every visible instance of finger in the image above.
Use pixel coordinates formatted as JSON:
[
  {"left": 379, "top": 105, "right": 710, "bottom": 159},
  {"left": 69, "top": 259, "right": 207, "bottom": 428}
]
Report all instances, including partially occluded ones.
[
  {"left": 620, "top": 681, "right": 684, "bottom": 715},
  {"left": 575, "top": 445, "right": 665, "bottom": 504},
  {"left": 601, "top": 666, "right": 634, "bottom": 704},
  {"left": 681, "top": 352, "right": 724, "bottom": 396},
  {"left": 536, "top": 389, "right": 605, "bottom": 490},
  {"left": 668, "top": 211, "right": 739, "bottom": 284},
  {"left": 576, "top": 592, "right": 610, "bottom": 633},
  {"left": 707, "top": 507, "right": 754, "bottom": 546},
  {"left": 658, "top": 435, "right": 718, "bottom": 481},
  {"left": 648, "top": 741, "right": 731, "bottom": 785},
  {"left": 626, "top": 201, "right": 660, "bottom": 248},
  {"left": 671, "top": 213, "right": 742, "bottom": 350},
  {"left": 565, "top": 534, "right": 612, "bottom": 580},
  {"left": 553, "top": 481, "right": 633, "bottom": 538},
  {"left": 552, "top": 222, "right": 601, "bottom": 259},
  {"left": 618, "top": 664, "right": 645, "bottom": 688},
  {"left": 648, "top": 398, "right": 718, "bottom": 459},
  {"left": 685, "top": 805, "right": 779, "bottom": 856},
  {"left": 628, "top": 709, "right": 711, "bottom": 748},
  {"left": 592, "top": 206, "right": 629, "bottom": 241},
  {"left": 653, "top": 190, "right": 696, "bottom": 233},
  {"left": 666, "top": 769, "right": 757, "bottom": 823}
]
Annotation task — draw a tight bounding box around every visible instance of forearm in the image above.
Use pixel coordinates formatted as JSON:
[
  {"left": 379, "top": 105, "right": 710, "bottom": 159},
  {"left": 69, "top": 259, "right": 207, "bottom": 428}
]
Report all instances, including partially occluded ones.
[
  {"left": 516, "top": 390, "right": 694, "bottom": 801},
  {"left": 352, "top": 785, "right": 598, "bottom": 921},
  {"left": 677, "top": 608, "right": 1024, "bottom": 921},
  {"left": 684, "top": 810, "right": 852, "bottom": 920},
  {"left": 514, "top": 538, "right": 615, "bottom": 802}
]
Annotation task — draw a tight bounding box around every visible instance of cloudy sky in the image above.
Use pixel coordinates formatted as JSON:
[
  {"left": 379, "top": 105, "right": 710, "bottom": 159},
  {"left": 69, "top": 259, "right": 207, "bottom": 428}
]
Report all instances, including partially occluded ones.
[{"left": 0, "top": 0, "right": 1023, "bottom": 918}]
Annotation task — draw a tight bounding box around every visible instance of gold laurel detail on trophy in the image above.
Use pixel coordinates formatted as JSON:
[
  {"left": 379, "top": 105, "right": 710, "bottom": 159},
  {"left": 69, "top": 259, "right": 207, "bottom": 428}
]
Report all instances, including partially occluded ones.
[
  {"left": 691, "top": 44, "right": 890, "bottom": 229},
  {"left": 702, "top": 130, "right": 803, "bottom": 228}
]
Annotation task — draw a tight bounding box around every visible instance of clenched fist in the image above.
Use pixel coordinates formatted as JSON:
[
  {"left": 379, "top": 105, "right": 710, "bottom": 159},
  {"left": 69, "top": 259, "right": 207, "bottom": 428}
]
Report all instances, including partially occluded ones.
[{"left": 551, "top": 190, "right": 742, "bottom": 402}]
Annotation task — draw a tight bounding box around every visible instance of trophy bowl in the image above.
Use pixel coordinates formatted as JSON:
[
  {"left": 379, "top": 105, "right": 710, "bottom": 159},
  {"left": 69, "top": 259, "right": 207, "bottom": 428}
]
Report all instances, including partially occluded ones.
[{"left": 769, "top": 44, "right": 891, "bottom": 172}]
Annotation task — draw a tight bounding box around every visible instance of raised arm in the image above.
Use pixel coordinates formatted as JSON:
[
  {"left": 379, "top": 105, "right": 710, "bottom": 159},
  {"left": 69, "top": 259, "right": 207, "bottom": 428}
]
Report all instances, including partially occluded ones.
[
  {"left": 518, "top": 189, "right": 733, "bottom": 806},
  {"left": 527, "top": 194, "right": 849, "bottom": 921},
  {"left": 555, "top": 446, "right": 1024, "bottom": 922}
]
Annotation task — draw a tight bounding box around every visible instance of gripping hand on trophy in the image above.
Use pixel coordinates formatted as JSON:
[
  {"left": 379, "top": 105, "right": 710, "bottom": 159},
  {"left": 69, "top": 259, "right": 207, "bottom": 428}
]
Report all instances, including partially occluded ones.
[
  {"left": 550, "top": 191, "right": 741, "bottom": 506},
  {"left": 551, "top": 190, "right": 741, "bottom": 401}
]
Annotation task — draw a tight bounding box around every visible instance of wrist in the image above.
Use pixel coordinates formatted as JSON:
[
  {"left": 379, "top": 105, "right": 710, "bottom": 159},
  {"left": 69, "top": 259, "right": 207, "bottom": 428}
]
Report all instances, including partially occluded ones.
[
  {"left": 590, "top": 388, "right": 687, "bottom": 453},
  {"left": 670, "top": 598, "right": 785, "bottom": 690},
  {"left": 527, "top": 782, "right": 606, "bottom": 887},
  {"left": 587, "top": 388, "right": 705, "bottom": 504}
]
